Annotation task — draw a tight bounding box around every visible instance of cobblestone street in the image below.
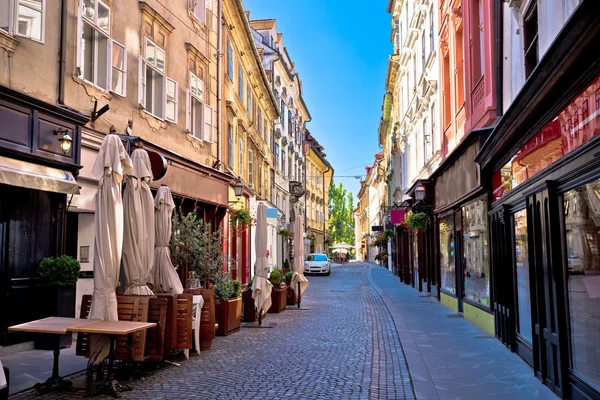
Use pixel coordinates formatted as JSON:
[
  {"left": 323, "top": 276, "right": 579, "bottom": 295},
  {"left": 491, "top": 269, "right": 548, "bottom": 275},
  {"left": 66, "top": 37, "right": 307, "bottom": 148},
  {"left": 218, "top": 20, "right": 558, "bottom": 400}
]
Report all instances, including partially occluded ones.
[{"left": 11, "top": 263, "right": 414, "bottom": 400}]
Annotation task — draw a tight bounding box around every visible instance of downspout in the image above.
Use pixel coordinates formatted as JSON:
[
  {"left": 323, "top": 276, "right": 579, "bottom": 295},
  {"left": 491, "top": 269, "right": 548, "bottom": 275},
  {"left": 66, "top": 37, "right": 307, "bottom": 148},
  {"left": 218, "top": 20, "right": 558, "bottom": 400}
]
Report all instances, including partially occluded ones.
[
  {"left": 494, "top": 0, "right": 503, "bottom": 120},
  {"left": 216, "top": 0, "right": 223, "bottom": 167},
  {"left": 322, "top": 165, "right": 330, "bottom": 253},
  {"left": 58, "top": 0, "right": 67, "bottom": 104}
]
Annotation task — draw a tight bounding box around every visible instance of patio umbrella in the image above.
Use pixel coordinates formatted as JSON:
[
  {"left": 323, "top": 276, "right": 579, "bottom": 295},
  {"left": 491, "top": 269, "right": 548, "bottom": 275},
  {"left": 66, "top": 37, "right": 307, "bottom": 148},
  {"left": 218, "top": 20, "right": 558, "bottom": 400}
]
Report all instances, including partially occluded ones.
[
  {"left": 88, "top": 134, "right": 132, "bottom": 362},
  {"left": 251, "top": 204, "right": 272, "bottom": 322},
  {"left": 151, "top": 185, "right": 183, "bottom": 294},
  {"left": 291, "top": 215, "right": 309, "bottom": 304},
  {"left": 122, "top": 148, "right": 155, "bottom": 295}
]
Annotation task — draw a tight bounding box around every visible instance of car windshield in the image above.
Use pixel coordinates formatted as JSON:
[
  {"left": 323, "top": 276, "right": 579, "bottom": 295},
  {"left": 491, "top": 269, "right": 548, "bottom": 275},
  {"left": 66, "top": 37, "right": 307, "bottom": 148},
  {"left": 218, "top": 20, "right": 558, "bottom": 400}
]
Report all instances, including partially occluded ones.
[{"left": 307, "top": 254, "right": 327, "bottom": 261}]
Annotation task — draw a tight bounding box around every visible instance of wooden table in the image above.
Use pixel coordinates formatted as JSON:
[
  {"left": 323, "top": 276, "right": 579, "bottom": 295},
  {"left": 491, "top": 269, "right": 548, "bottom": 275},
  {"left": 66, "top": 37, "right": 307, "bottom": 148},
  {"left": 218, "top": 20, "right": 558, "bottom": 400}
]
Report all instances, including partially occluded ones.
[
  {"left": 9, "top": 318, "right": 97, "bottom": 394},
  {"left": 69, "top": 320, "right": 156, "bottom": 398},
  {"left": 9, "top": 318, "right": 156, "bottom": 398}
]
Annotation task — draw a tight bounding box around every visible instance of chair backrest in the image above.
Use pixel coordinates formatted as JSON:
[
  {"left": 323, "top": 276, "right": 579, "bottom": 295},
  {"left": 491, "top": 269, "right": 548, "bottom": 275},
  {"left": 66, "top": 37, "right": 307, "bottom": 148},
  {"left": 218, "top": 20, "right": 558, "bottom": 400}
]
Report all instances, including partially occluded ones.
[
  {"left": 115, "top": 296, "right": 150, "bottom": 362},
  {"left": 145, "top": 298, "right": 168, "bottom": 362},
  {"left": 192, "top": 295, "right": 204, "bottom": 320},
  {"left": 175, "top": 294, "right": 193, "bottom": 350},
  {"left": 75, "top": 295, "right": 93, "bottom": 357}
]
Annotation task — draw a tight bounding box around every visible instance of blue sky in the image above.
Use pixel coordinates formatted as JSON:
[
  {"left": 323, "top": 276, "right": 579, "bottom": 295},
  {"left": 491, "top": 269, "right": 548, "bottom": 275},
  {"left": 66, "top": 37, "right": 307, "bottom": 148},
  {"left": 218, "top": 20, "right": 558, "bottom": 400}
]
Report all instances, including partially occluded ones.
[{"left": 244, "top": 0, "right": 391, "bottom": 203}]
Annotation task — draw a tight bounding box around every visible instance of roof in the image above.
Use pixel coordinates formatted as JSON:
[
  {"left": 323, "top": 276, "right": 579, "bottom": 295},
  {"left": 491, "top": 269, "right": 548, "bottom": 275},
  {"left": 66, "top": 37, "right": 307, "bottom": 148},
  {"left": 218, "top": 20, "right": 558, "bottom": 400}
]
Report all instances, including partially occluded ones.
[{"left": 249, "top": 19, "right": 275, "bottom": 31}]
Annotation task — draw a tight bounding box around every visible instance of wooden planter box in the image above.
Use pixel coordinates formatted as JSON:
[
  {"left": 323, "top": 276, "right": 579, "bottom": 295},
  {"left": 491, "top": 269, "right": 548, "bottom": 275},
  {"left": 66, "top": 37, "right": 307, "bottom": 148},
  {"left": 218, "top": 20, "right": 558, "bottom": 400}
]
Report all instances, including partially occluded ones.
[
  {"left": 287, "top": 286, "right": 297, "bottom": 306},
  {"left": 215, "top": 297, "right": 242, "bottom": 336},
  {"left": 183, "top": 288, "right": 216, "bottom": 351},
  {"left": 242, "top": 290, "right": 257, "bottom": 322},
  {"left": 268, "top": 285, "right": 288, "bottom": 313}
]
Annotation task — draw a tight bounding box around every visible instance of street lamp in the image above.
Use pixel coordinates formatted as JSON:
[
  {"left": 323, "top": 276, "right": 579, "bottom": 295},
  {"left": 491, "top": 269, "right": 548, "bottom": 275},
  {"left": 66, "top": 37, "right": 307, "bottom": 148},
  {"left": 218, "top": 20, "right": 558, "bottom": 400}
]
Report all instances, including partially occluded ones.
[
  {"left": 229, "top": 177, "right": 244, "bottom": 203},
  {"left": 415, "top": 183, "right": 426, "bottom": 202}
]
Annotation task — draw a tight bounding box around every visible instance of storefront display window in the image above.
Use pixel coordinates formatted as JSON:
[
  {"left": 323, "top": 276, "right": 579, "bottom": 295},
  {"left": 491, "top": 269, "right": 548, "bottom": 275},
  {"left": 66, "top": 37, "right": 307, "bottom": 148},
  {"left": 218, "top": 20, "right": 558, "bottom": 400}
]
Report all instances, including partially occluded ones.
[
  {"left": 462, "top": 199, "right": 489, "bottom": 306},
  {"left": 564, "top": 179, "right": 600, "bottom": 390},
  {"left": 514, "top": 209, "right": 532, "bottom": 342},
  {"left": 439, "top": 214, "right": 456, "bottom": 294}
]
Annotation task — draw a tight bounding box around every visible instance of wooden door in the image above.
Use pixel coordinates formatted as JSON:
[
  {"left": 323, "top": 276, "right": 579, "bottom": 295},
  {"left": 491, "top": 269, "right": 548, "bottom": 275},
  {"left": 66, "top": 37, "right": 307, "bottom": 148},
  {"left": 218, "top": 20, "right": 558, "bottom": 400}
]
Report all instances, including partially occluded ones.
[{"left": 527, "top": 187, "right": 566, "bottom": 397}]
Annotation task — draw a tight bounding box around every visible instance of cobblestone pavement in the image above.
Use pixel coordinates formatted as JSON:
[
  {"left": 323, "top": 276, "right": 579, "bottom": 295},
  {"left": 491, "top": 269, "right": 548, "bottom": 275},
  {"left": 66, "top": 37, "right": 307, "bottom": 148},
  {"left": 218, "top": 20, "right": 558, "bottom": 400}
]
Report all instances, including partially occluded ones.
[{"left": 11, "top": 262, "right": 415, "bottom": 400}]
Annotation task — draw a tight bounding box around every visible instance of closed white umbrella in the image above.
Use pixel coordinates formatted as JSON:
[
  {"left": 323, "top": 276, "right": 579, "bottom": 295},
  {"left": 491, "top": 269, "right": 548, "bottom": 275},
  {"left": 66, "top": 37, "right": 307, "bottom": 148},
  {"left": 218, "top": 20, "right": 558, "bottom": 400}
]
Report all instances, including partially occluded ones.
[
  {"left": 122, "top": 148, "right": 155, "bottom": 296},
  {"left": 89, "top": 134, "right": 132, "bottom": 362},
  {"left": 152, "top": 185, "right": 183, "bottom": 294},
  {"left": 251, "top": 204, "right": 272, "bottom": 323},
  {"left": 291, "top": 215, "right": 309, "bottom": 305}
]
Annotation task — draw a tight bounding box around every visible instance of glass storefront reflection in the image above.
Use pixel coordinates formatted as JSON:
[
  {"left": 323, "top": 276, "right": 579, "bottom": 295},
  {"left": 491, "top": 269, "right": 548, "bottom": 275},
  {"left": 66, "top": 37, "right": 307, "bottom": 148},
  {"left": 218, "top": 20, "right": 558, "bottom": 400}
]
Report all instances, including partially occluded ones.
[
  {"left": 440, "top": 215, "right": 456, "bottom": 294},
  {"left": 565, "top": 180, "right": 600, "bottom": 390},
  {"left": 514, "top": 209, "right": 532, "bottom": 343},
  {"left": 462, "top": 199, "right": 489, "bottom": 306},
  {"left": 493, "top": 75, "right": 600, "bottom": 202}
]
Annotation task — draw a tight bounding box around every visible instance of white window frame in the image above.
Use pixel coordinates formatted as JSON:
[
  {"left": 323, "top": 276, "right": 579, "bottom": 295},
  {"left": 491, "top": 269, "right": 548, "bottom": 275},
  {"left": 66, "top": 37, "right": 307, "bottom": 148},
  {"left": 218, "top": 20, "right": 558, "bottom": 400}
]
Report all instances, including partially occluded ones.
[
  {"left": 248, "top": 149, "right": 254, "bottom": 187},
  {"left": 190, "top": 0, "right": 206, "bottom": 24},
  {"left": 110, "top": 39, "right": 127, "bottom": 97},
  {"left": 186, "top": 71, "right": 212, "bottom": 141},
  {"left": 138, "top": 37, "right": 174, "bottom": 122},
  {"left": 77, "top": 0, "right": 111, "bottom": 91},
  {"left": 204, "top": 104, "right": 214, "bottom": 142},
  {"left": 4, "top": 0, "right": 47, "bottom": 43},
  {"left": 239, "top": 139, "right": 244, "bottom": 178},
  {"left": 165, "top": 77, "right": 178, "bottom": 124}
]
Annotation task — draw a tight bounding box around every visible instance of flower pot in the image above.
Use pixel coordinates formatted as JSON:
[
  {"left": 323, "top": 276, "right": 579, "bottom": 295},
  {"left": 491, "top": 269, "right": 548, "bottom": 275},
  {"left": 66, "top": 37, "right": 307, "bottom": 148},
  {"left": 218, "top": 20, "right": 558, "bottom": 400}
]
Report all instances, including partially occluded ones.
[
  {"left": 215, "top": 297, "right": 242, "bottom": 336},
  {"left": 242, "top": 290, "right": 257, "bottom": 322},
  {"left": 184, "top": 288, "right": 216, "bottom": 351},
  {"left": 36, "top": 285, "right": 76, "bottom": 350},
  {"left": 287, "top": 286, "right": 297, "bottom": 305},
  {"left": 268, "top": 285, "right": 288, "bottom": 313}
]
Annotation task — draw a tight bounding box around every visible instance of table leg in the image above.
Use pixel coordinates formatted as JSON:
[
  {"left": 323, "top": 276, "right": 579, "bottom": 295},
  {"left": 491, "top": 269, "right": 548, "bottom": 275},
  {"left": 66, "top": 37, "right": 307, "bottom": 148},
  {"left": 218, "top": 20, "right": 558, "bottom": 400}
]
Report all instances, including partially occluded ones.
[
  {"left": 33, "top": 335, "right": 73, "bottom": 394},
  {"left": 85, "top": 335, "right": 132, "bottom": 398}
]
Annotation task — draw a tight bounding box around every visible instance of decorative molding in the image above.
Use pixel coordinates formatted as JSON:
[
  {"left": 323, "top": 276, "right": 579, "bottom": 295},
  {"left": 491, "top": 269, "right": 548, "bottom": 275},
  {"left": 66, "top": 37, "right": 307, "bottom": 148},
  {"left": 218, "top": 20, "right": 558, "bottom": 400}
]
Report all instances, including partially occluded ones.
[
  {"left": 139, "top": 1, "right": 175, "bottom": 33},
  {"left": 0, "top": 30, "right": 18, "bottom": 54}
]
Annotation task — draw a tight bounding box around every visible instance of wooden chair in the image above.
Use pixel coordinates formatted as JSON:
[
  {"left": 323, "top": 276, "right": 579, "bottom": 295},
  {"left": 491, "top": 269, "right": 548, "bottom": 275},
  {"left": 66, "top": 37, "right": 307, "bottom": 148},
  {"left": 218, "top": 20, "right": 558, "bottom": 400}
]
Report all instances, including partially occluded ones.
[
  {"left": 115, "top": 296, "right": 150, "bottom": 362},
  {"left": 145, "top": 298, "right": 168, "bottom": 362},
  {"left": 175, "top": 294, "right": 193, "bottom": 352},
  {"left": 75, "top": 295, "right": 93, "bottom": 357},
  {"left": 183, "top": 295, "right": 204, "bottom": 359}
]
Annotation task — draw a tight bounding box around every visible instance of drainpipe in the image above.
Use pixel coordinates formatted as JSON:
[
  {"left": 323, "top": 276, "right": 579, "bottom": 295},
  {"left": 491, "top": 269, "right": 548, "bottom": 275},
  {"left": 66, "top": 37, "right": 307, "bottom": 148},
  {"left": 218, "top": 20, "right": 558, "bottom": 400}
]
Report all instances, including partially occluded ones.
[
  {"left": 58, "top": 0, "right": 67, "bottom": 104},
  {"left": 322, "top": 165, "right": 330, "bottom": 253},
  {"left": 494, "top": 0, "right": 503, "bottom": 120},
  {"left": 216, "top": 0, "right": 223, "bottom": 167}
]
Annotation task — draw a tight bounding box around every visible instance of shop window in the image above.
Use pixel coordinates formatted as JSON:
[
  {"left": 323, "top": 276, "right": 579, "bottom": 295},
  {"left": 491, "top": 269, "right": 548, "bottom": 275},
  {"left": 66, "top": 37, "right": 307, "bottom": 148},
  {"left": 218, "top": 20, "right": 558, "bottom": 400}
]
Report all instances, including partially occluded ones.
[
  {"left": 439, "top": 214, "right": 456, "bottom": 295},
  {"left": 514, "top": 209, "right": 532, "bottom": 343},
  {"left": 186, "top": 72, "right": 212, "bottom": 139},
  {"left": 564, "top": 179, "right": 600, "bottom": 390},
  {"left": 0, "top": 0, "right": 45, "bottom": 42},
  {"left": 77, "top": 0, "right": 112, "bottom": 90},
  {"left": 462, "top": 198, "right": 489, "bottom": 306},
  {"left": 523, "top": 4, "right": 539, "bottom": 79}
]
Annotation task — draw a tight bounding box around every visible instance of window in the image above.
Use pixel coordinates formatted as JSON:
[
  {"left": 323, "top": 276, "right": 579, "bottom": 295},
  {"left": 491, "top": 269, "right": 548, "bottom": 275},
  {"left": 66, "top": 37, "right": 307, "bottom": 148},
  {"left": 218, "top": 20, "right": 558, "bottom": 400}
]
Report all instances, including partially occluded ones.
[
  {"left": 190, "top": 0, "right": 206, "bottom": 23},
  {"left": 440, "top": 214, "right": 455, "bottom": 294},
  {"left": 462, "top": 199, "right": 489, "bottom": 306},
  {"left": 227, "top": 124, "right": 234, "bottom": 168},
  {"left": 282, "top": 150, "right": 286, "bottom": 175},
  {"left": 186, "top": 72, "right": 212, "bottom": 139},
  {"left": 478, "top": 0, "right": 484, "bottom": 79},
  {"left": 78, "top": 0, "right": 111, "bottom": 90},
  {"left": 238, "top": 67, "right": 243, "bottom": 99},
  {"left": 523, "top": 4, "right": 539, "bottom": 79},
  {"left": 288, "top": 154, "right": 292, "bottom": 178},
  {"left": 111, "top": 41, "right": 127, "bottom": 96},
  {"left": 264, "top": 126, "right": 268, "bottom": 144},
  {"left": 422, "top": 29, "right": 426, "bottom": 69},
  {"left": 258, "top": 163, "right": 262, "bottom": 194},
  {"left": 274, "top": 143, "right": 280, "bottom": 168},
  {"left": 429, "top": 5, "right": 434, "bottom": 54},
  {"left": 1, "top": 0, "right": 45, "bottom": 42},
  {"left": 431, "top": 103, "right": 436, "bottom": 151},
  {"left": 288, "top": 110, "right": 293, "bottom": 135},
  {"left": 227, "top": 41, "right": 233, "bottom": 81},
  {"left": 258, "top": 108, "right": 262, "bottom": 135},
  {"left": 513, "top": 209, "right": 532, "bottom": 343},
  {"left": 564, "top": 179, "right": 600, "bottom": 390},
  {"left": 274, "top": 90, "right": 279, "bottom": 104},
  {"left": 239, "top": 139, "right": 244, "bottom": 177},
  {"left": 280, "top": 100, "right": 285, "bottom": 128},
  {"left": 248, "top": 149, "right": 254, "bottom": 186},
  {"left": 139, "top": 38, "right": 176, "bottom": 122},
  {"left": 247, "top": 85, "right": 251, "bottom": 116}
]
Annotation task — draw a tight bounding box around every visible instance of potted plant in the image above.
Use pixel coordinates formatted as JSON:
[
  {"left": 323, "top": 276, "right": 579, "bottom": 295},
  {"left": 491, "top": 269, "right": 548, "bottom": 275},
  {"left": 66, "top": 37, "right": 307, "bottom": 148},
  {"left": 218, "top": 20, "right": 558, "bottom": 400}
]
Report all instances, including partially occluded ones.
[
  {"left": 282, "top": 259, "right": 291, "bottom": 275},
  {"left": 242, "top": 277, "right": 258, "bottom": 322},
  {"left": 173, "top": 210, "right": 225, "bottom": 351},
  {"left": 230, "top": 208, "right": 253, "bottom": 231},
  {"left": 214, "top": 278, "right": 242, "bottom": 336},
  {"left": 267, "top": 269, "right": 287, "bottom": 313},
  {"left": 405, "top": 212, "right": 429, "bottom": 232},
  {"left": 284, "top": 271, "right": 297, "bottom": 305},
  {"left": 278, "top": 229, "right": 291, "bottom": 238},
  {"left": 36, "top": 255, "right": 80, "bottom": 349}
]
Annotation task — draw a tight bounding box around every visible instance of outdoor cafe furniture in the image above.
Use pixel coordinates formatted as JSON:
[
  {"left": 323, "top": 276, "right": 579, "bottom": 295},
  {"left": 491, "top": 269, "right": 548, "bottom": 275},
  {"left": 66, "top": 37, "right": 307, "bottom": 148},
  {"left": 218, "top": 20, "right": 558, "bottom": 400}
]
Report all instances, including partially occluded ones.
[
  {"left": 8, "top": 317, "right": 96, "bottom": 394},
  {"left": 68, "top": 320, "right": 155, "bottom": 397}
]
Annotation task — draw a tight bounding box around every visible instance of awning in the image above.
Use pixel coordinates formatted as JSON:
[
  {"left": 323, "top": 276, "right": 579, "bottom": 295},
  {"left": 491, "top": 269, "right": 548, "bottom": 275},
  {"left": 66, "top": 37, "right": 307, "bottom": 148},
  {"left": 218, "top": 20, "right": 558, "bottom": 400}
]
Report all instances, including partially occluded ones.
[{"left": 0, "top": 155, "right": 79, "bottom": 194}]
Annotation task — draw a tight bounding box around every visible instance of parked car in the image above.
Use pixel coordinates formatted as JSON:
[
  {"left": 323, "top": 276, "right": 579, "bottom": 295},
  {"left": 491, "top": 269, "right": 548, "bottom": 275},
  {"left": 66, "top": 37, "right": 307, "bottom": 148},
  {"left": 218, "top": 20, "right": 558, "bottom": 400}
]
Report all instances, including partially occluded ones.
[{"left": 304, "top": 254, "right": 331, "bottom": 276}]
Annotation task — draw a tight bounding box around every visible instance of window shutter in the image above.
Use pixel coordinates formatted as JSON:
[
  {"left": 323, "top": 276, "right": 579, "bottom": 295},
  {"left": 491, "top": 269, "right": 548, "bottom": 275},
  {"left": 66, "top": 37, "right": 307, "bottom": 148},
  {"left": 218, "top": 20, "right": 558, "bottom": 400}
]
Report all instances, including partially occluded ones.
[
  {"left": 76, "top": 5, "right": 83, "bottom": 77},
  {"left": 162, "top": 76, "right": 167, "bottom": 120},
  {"left": 192, "top": 0, "right": 206, "bottom": 23},
  {"left": 107, "top": 39, "right": 113, "bottom": 94},
  {"left": 185, "top": 89, "right": 192, "bottom": 133},
  {"left": 166, "top": 78, "right": 178, "bottom": 124},
  {"left": 138, "top": 56, "right": 146, "bottom": 108},
  {"left": 122, "top": 44, "right": 128, "bottom": 96},
  {"left": 204, "top": 104, "right": 213, "bottom": 142}
]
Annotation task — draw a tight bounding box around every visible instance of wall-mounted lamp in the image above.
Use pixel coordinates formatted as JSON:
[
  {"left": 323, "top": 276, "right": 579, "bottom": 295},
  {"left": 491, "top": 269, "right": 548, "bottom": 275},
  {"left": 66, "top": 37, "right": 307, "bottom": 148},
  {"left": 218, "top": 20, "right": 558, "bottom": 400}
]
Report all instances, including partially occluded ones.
[
  {"left": 54, "top": 128, "right": 73, "bottom": 155},
  {"left": 415, "top": 183, "right": 426, "bottom": 202},
  {"left": 229, "top": 177, "right": 244, "bottom": 203}
]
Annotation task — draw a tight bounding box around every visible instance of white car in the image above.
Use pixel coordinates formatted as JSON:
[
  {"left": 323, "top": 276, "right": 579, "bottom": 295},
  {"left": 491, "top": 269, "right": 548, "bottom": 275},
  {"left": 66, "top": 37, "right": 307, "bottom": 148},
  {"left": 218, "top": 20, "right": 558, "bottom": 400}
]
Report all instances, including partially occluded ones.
[{"left": 304, "top": 254, "right": 331, "bottom": 276}]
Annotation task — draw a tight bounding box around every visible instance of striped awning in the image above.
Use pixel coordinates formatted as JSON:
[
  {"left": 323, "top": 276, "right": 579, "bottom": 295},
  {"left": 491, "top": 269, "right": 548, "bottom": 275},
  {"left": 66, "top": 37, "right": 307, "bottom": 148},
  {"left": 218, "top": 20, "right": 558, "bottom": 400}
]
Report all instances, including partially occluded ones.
[{"left": 0, "top": 155, "right": 79, "bottom": 194}]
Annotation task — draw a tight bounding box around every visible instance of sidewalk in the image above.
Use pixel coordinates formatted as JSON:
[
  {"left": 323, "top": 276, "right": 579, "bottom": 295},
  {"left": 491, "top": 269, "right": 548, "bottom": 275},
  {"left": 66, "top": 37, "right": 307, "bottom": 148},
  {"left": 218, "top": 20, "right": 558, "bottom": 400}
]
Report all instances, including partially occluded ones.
[{"left": 367, "top": 264, "right": 556, "bottom": 400}]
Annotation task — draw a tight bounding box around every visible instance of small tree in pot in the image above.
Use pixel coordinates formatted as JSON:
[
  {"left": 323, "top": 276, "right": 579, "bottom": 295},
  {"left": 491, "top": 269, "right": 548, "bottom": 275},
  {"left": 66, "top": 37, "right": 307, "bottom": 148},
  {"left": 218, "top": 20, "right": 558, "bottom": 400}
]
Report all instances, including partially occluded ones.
[
  {"left": 267, "top": 269, "right": 287, "bottom": 313},
  {"left": 36, "top": 256, "right": 80, "bottom": 349}
]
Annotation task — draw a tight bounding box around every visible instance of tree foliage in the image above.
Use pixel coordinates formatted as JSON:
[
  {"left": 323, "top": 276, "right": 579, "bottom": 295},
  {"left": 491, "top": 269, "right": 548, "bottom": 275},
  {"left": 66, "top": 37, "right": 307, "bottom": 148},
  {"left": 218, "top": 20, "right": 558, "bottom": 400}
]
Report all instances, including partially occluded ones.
[{"left": 327, "top": 181, "right": 355, "bottom": 246}]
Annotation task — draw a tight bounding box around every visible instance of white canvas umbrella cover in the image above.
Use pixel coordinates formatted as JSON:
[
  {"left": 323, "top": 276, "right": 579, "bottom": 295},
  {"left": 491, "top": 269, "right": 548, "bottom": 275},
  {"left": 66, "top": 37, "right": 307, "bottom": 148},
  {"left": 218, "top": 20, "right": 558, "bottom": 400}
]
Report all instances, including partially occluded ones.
[
  {"left": 122, "top": 148, "right": 155, "bottom": 295},
  {"left": 251, "top": 204, "right": 273, "bottom": 313},
  {"left": 291, "top": 215, "right": 309, "bottom": 297},
  {"left": 88, "top": 134, "right": 132, "bottom": 362},
  {"left": 152, "top": 185, "right": 183, "bottom": 294}
]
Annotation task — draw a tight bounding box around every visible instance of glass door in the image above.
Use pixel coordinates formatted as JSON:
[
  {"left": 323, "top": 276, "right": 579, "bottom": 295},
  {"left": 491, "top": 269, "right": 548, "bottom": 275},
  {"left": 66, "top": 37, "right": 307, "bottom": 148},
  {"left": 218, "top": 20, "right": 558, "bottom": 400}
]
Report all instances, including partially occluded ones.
[{"left": 513, "top": 209, "right": 534, "bottom": 365}]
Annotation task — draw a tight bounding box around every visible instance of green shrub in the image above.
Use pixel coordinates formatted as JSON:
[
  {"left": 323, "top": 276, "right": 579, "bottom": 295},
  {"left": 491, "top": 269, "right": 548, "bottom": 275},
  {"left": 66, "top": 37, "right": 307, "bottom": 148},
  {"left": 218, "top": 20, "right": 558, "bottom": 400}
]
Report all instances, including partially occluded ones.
[
  {"left": 231, "top": 280, "right": 242, "bottom": 297},
  {"left": 284, "top": 271, "right": 293, "bottom": 284},
  {"left": 283, "top": 259, "right": 290, "bottom": 270},
  {"left": 214, "top": 280, "right": 234, "bottom": 302},
  {"left": 269, "top": 269, "right": 283, "bottom": 286},
  {"left": 37, "top": 256, "right": 80, "bottom": 287},
  {"left": 405, "top": 212, "right": 429, "bottom": 231}
]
